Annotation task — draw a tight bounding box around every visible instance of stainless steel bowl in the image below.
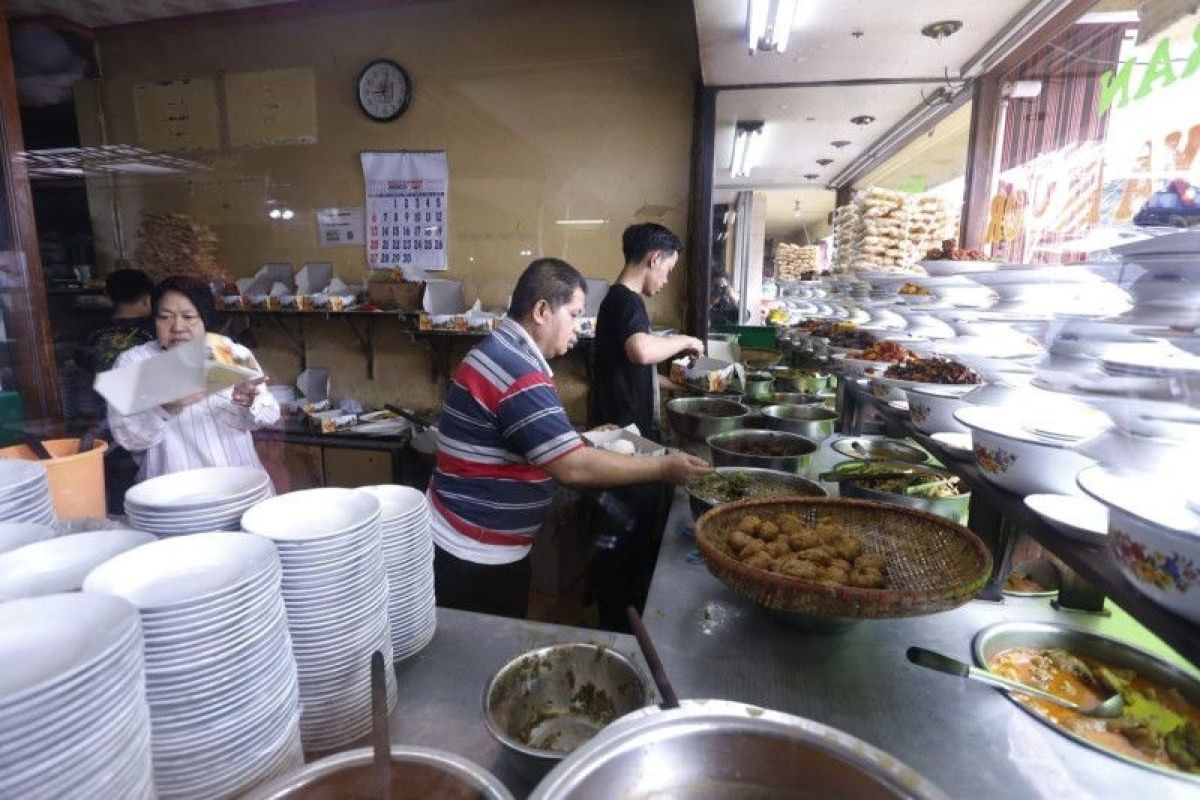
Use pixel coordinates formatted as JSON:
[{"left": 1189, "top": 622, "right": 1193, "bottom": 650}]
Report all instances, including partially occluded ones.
[
  {"left": 757, "top": 404, "right": 838, "bottom": 441},
  {"left": 831, "top": 436, "right": 928, "bottom": 464},
  {"left": 972, "top": 622, "right": 1200, "bottom": 784},
  {"left": 836, "top": 463, "right": 970, "bottom": 524},
  {"left": 665, "top": 397, "right": 750, "bottom": 443},
  {"left": 529, "top": 700, "right": 950, "bottom": 799},
  {"left": 743, "top": 375, "right": 775, "bottom": 403},
  {"left": 685, "top": 466, "right": 827, "bottom": 519},
  {"left": 483, "top": 643, "right": 651, "bottom": 767},
  {"left": 706, "top": 430, "right": 818, "bottom": 474},
  {"left": 244, "top": 745, "right": 513, "bottom": 799}
]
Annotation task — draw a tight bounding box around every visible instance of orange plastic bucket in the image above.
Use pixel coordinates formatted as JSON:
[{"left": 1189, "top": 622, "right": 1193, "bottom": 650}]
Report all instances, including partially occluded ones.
[{"left": 0, "top": 438, "right": 109, "bottom": 520}]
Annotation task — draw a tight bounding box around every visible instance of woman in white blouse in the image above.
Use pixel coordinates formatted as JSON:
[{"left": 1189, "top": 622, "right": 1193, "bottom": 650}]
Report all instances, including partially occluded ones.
[{"left": 109, "top": 275, "right": 280, "bottom": 481}]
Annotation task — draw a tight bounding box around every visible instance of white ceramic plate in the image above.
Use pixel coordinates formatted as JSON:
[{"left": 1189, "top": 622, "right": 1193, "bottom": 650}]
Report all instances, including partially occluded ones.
[
  {"left": 125, "top": 466, "right": 270, "bottom": 511},
  {"left": 0, "top": 530, "right": 156, "bottom": 601},
  {"left": 0, "top": 521, "right": 54, "bottom": 554},
  {"left": 241, "top": 488, "right": 381, "bottom": 540},
  {"left": 84, "top": 531, "right": 278, "bottom": 609},
  {"left": 1024, "top": 494, "right": 1109, "bottom": 545}
]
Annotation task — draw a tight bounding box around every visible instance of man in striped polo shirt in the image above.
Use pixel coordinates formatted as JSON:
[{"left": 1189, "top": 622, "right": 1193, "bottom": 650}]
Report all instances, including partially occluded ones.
[{"left": 429, "top": 258, "right": 710, "bottom": 619}]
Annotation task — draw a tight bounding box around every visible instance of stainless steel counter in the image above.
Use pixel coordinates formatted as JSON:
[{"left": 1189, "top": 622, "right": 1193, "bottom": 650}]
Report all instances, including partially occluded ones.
[
  {"left": 642, "top": 475, "right": 1200, "bottom": 798},
  {"left": 386, "top": 608, "right": 646, "bottom": 798}
]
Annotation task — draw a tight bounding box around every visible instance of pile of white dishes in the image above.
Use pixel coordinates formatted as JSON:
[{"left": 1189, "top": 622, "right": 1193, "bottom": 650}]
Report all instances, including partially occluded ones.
[
  {"left": 0, "top": 521, "right": 53, "bottom": 554},
  {"left": 241, "top": 488, "right": 397, "bottom": 753},
  {"left": 0, "top": 460, "right": 54, "bottom": 525},
  {"left": 125, "top": 466, "right": 272, "bottom": 536},
  {"left": 0, "top": 593, "right": 154, "bottom": 800},
  {"left": 83, "top": 531, "right": 302, "bottom": 799},
  {"left": 0, "top": 529, "right": 155, "bottom": 601},
  {"left": 359, "top": 485, "right": 437, "bottom": 661},
  {"left": 1110, "top": 231, "right": 1200, "bottom": 328}
]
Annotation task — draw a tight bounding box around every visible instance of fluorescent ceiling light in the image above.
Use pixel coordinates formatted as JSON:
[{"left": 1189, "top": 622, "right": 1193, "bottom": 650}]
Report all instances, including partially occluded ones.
[
  {"left": 731, "top": 121, "right": 765, "bottom": 178},
  {"left": 1077, "top": 10, "right": 1140, "bottom": 24},
  {"left": 747, "top": 0, "right": 799, "bottom": 54},
  {"left": 554, "top": 219, "right": 607, "bottom": 226}
]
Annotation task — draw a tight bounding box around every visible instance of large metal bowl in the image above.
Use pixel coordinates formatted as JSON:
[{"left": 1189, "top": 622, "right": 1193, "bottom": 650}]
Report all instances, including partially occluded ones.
[
  {"left": 244, "top": 745, "right": 513, "bottom": 799},
  {"left": 483, "top": 643, "right": 652, "bottom": 770},
  {"left": 757, "top": 403, "right": 838, "bottom": 441},
  {"left": 665, "top": 397, "right": 750, "bottom": 443},
  {"left": 706, "top": 429, "right": 817, "bottom": 474},
  {"left": 973, "top": 622, "right": 1200, "bottom": 785},
  {"left": 770, "top": 391, "right": 826, "bottom": 406},
  {"left": 685, "top": 466, "right": 827, "bottom": 519},
  {"left": 529, "top": 700, "right": 950, "bottom": 799},
  {"left": 836, "top": 462, "right": 970, "bottom": 524}
]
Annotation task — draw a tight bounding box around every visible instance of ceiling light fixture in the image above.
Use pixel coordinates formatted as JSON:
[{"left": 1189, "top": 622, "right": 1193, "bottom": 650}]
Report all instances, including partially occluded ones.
[
  {"left": 281, "top": 209, "right": 295, "bottom": 221},
  {"left": 816, "top": 158, "right": 833, "bottom": 166},
  {"left": 1002, "top": 80, "right": 1043, "bottom": 99},
  {"left": 831, "top": 140, "right": 851, "bottom": 148},
  {"left": 921, "top": 20, "right": 963, "bottom": 41},
  {"left": 554, "top": 219, "right": 607, "bottom": 226},
  {"left": 268, "top": 209, "right": 282, "bottom": 220},
  {"left": 850, "top": 115, "right": 875, "bottom": 125},
  {"left": 747, "top": 0, "right": 799, "bottom": 54},
  {"left": 731, "top": 120, "right": 765, "bottom": 178},
  {"left": 804, "top": 172, "right": 819, "bottom": 180}
]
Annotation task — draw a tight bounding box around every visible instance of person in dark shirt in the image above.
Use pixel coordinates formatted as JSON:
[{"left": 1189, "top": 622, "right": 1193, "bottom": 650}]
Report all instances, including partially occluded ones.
[
  {"left": 591, "top": 224, "right": 703, "bottom": 439},
  {"left": 589, "top": 224, "right": 703, "bottom": 631},
  {"left": 80, "top": 268, "right": 156, "bottom": 513},
  {"left": 81, "top": 269, "right": 156, "bottom": 374}
]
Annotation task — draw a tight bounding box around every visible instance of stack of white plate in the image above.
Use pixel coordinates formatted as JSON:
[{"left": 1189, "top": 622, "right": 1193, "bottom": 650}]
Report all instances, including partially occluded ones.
[
  {"left": 0, "top": 593, "right": 154, "bottom": 799},
  {"left": 242, "top": 488, "right": 397, "bottom": 752},
  {"left": 125, "top": 467, "right": 272, "bottom": 536},
  {"left": 359, "top": 485, "right": 437, "bottom": 660},
  {"left": 0, "top": 521, "right": 54, "bottom": 554},
  {"left": 0, "top": 461, "right": 54, "bottom": 525},
  {"left": 0, "top": 529, "right": 155, "bottom": 601},
  {"left": 83, "top": 532, "right": 302, "bottom": 798}
]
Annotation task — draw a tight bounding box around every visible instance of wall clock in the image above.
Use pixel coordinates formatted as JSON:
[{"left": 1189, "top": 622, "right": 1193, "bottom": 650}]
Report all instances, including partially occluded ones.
[{"left": 356, "top": 59, "right": 411, "bottom": 122}]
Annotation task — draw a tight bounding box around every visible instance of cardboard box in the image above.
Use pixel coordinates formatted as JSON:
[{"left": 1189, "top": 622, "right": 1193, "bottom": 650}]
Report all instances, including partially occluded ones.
[{"left": 368, "top": 280, "right": 424, "bottom": 310}]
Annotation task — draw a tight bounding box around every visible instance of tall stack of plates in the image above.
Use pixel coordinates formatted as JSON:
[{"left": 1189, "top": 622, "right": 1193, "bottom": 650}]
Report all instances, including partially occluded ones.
[
  {"left": 125, "top": 467, "right": 272, "bottom": 536},
  {"left": 0, "top": 529, "right": 156, "bottom": 601},
  {"left": 83, "top": 532, "right": 302, "bottom": 798},
  {"left": 359, "top": 485, "right": 437, "bottom": 660},
  {"left": 242, "top": 488, "right": 397, "bottom": 753},
  {"left": 0, "top": 461, "right": 54, "bottom": 525},
  {"left": 0, "top": 593, "right": 154, "bottom": 799}
]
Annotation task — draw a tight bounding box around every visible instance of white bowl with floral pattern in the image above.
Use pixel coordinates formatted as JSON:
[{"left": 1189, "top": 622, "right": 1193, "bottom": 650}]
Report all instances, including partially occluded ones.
[
  {"left": 905, "top": 386, "right": 972, "bottom": 435},
  {"left": 1077, "top": 465, "right": 1200, "bottom": 625},
  {"left": 953, "top": 406, "right": 1099, "bottom": 496}
]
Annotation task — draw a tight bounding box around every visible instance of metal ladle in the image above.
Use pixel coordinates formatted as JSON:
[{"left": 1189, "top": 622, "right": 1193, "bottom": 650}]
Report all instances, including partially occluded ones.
[{"left": 906, "top": 646, "right": 1125, "bottom": 718}]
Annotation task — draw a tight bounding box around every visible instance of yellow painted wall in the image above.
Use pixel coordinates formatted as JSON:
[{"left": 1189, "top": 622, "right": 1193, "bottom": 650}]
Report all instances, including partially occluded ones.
[{"left": 82, "top": 0, "right": 697, "bottom": 414}]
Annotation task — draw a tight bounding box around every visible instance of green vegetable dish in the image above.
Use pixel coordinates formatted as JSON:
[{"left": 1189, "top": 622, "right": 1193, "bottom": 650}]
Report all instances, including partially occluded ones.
[
  {"left": 829, "top": 460, "right": 964, "bottom": 500},
  {"left": 688, "top": 471, "right": 800, "bottom": 504}
]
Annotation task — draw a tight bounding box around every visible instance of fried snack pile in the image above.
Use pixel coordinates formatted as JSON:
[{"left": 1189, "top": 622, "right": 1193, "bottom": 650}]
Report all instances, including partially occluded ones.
[{"left": 727, "top": 511, "right": 888, "bottom": 589}]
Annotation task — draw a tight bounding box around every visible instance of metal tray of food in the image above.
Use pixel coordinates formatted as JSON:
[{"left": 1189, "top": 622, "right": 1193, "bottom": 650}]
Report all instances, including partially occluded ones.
[
  {"left": 973, "top": 622, "right": 1200, "bottom": 783},
  {"left": 830, "top": 436, "right": 928, "bottom": 464}
]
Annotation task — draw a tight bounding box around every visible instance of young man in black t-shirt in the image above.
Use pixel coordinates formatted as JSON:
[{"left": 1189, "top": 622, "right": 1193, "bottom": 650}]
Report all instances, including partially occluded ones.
[
  {"left": 589, "top": 224, "right": 703, "bottom": 630},
  {"left": 592, "top": 224, "right": 704, "bottom": 439}
]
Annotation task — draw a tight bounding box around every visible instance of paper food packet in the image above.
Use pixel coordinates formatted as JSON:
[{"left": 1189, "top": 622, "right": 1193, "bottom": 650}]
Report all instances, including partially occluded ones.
[{"left": 95, "top": 333, "right": 263, "bottom": 416}]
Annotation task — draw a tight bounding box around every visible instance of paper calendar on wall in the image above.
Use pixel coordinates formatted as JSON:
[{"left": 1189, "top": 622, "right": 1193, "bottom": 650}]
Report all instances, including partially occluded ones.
[{"left": 360, "top": 151, "right": 448, "bottom": 271}]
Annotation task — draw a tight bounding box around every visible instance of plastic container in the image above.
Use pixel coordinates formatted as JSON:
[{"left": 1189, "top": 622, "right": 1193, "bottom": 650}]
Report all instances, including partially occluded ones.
[{"left": 0, "top": 438, "right": 108, "bottom": 519}]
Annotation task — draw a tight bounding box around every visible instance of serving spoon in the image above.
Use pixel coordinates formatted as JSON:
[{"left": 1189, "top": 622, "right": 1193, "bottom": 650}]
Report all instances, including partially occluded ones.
[{"left": 907, "top": 646, "right": 1125, "bottom": 718}]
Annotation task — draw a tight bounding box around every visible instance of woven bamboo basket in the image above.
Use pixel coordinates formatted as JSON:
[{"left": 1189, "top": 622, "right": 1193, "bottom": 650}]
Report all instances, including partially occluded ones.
[{"left": 694, "top": 497, "right": 992, "bottom": 620}]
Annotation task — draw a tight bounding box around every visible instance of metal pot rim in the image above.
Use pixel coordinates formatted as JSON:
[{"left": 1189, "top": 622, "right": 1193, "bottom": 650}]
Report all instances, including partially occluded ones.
[
  {"left": 244, "top": 744, "right": 513, "bottom": 800},
  {"left": 706, "top": 429, "right": 818, "bottom": 456},
  {"left": 529, "top": 699, "right": 950, "bottom": 800}
]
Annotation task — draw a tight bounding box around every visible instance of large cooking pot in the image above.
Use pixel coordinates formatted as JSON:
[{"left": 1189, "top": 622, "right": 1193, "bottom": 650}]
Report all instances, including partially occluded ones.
[
  {"left": 244, "top": 745, "right": 512, "bottom": 799},
  {"left": 706, "top": 429, "right": 817, "bottom": 474},
  {"left": 529, "top": 700, "right": 949, "bottom": 799},
  {"left": 756, "top": 403, "right": 838, "bottom": 441}
]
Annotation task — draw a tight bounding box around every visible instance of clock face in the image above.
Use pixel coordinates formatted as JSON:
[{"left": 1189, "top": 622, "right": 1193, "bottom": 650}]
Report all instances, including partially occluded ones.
[{"left": 357, "top": 60, "right": 411, "bottom": 122}]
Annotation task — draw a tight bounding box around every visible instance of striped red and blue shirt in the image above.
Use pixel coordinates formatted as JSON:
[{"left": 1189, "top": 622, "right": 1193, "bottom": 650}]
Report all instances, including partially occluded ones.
[{"left": 428, "top": 318, "right": 584, "bottom": 564}]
